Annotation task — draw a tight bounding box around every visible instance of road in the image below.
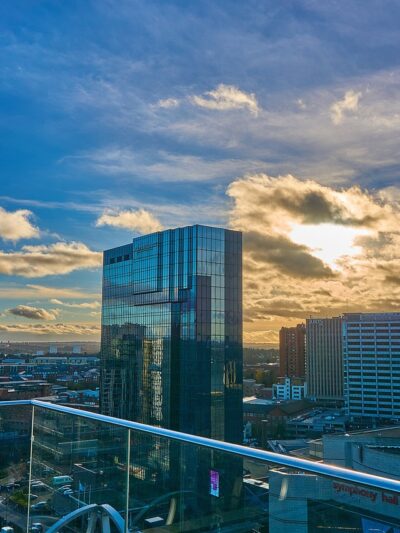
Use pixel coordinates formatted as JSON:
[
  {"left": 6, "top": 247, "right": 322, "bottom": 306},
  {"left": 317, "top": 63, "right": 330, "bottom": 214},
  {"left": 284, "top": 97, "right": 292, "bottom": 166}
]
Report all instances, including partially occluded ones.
[
  {"left": 0, "top": 498, "right": 27, "bottom": 530},
  {"left": 0, "top": 499, "right": 60, "bottom": 531}
]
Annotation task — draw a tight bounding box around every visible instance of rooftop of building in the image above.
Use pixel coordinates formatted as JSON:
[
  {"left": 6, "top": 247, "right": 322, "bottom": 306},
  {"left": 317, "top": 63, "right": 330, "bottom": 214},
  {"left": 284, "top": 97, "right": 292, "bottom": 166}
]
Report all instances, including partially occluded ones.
[
  {"left": 323, "top": 425, "right": 400, "bottom": 439},
  {"left": 343, "top": 312, "right": 400, "bottom": 321},
  {"left": 104, "top": 224, "right": 242, "bottom": 254},
  {"left": 243, "top": 396, "right": 275, "bottom": 406},
  {"left": 289, "top": 408, "right": 346, "bottom": 425}
]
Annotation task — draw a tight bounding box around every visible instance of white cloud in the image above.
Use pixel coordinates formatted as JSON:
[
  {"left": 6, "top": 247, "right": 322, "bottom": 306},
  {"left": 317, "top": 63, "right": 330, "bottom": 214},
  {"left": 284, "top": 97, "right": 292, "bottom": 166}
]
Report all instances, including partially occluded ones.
[
  {"left": 96, "top": 209, "right": 163, "bottom": 234},
  {"left": 7, "top": 305, "right": 59, "bottom": 321},
  {"left": 190, "top": 84, "right": 260, "bottom": 116},
  {"left": 68, "top": 146, "right": 267, "bottom": 182},
  {"left": 0, "top": 283, "right": 100, "bottom": 300},
  {"left": 330, "top": 90, "right": 362, "bottom": 124},
  {"left": 50, "top": 299, "right": 101, "bottom": 309},
  {"left": 0, "top": 207, "right": 39, "bottom": 242},
  {"left": 0, "top": 323, "right": 100, "bottom": 336},
  {"left": 0, "top": 242, "right": 102, "bottom": 278},
  {"left": 147, "top": 70, "right": 400, "bottom": 186},
  {"left": 156, "top": 97, "right": 180, "bottom": 108}
]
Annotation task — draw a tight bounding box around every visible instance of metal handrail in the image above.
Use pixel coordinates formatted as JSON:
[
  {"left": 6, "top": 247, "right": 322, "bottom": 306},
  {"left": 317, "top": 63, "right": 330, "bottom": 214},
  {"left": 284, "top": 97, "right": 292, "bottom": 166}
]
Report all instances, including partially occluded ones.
[{"left": 2, "top": 399, "right": 400, "bottom": 493}]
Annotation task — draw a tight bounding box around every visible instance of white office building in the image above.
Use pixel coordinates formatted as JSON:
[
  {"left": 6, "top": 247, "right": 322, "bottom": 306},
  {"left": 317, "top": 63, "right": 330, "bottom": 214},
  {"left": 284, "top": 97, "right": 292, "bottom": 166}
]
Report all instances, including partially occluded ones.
[
  {"left": 343, "top": 313, "right": 400, "bottom": 420},
  {"left": 273, "top": 377, "right": 307, "bottom": 400}
]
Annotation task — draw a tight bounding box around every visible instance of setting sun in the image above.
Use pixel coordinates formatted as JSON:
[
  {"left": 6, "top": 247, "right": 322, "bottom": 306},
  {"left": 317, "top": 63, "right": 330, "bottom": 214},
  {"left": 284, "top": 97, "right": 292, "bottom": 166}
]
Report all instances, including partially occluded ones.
[{"left": 290, "top": 223, "right": 369, "bottom": 267}]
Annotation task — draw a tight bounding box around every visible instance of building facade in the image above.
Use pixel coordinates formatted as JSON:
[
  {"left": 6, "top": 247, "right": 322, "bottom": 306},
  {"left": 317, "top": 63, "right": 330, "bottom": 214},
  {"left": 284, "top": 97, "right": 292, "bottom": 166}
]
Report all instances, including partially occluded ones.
[
  {"left": 279, "top": 324, "right": 306, "bottom": 378},
  {"left": 306, "top": 317, "right": 343, "bottom": 402},
  {"left": 100, "top": 225, "right": 243, "bottom": 443},
  {"left": 343, "top": 313, "right": 400, "bottom": 420},
  {"left": 273, "top": 377, "right": 307, "bottom": 401}
]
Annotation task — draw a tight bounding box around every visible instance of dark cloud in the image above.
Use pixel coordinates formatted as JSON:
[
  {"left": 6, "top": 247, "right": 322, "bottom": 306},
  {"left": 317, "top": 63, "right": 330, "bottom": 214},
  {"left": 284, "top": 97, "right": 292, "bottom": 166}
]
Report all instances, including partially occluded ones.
[
  {"left": 245, "top": 231, "right": 335, "bottom": 279},
  {"left": 227, "top": 175, "right": 394, "bottom": 232},
  {"left": 384, "top": 275, "right": 400, "bottom": 285},
  {"left": 313, "top": 288, "right": 332, "bottom": 297},
  {"left": 271, "top": 188, "right": 379, "bottom": 227},
  {"left": 377, "top": 264, "right": 400, "bottom": 285},
  {"left": 245, "top": 299, "right": 307, "bottom": 320},
  {"left": 8, "top": 305, "right": 58, "bottom": 321}
]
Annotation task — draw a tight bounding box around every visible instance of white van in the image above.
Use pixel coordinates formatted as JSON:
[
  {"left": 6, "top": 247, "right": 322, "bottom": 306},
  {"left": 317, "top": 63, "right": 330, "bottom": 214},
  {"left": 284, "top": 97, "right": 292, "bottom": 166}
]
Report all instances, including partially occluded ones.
[{"left": 52, "top": 475, "right": 73, "bottom": 486}]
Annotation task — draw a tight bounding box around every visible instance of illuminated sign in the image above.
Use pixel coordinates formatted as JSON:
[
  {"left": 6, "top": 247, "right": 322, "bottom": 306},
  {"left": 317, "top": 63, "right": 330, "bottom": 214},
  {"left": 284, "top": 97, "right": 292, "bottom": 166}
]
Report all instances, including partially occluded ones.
[{"left": 210, "top": 470, "right": 220, "bottom": 497}]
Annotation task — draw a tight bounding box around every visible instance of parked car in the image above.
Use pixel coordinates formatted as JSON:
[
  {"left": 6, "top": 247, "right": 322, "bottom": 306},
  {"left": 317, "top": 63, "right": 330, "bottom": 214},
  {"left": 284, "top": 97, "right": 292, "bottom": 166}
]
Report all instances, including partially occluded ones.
[
  {"left": 30, "top": 481, "right": 47, "bottom": 491},
  {"left": 5, "top": 483, "right": 20, "bottom": 490},
  {"left": 30, "top": 501, "right": 47, "bottom": 512},
  {"left": 29, "top": 523, "right": 43, "bottom": 533}
]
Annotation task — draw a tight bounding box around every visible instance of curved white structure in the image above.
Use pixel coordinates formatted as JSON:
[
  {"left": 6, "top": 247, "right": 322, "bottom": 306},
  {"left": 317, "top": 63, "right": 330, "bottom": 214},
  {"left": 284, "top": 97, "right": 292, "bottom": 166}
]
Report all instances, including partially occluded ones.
[{"left": 46, "top": 503, "right": 125, "bottom": 533}]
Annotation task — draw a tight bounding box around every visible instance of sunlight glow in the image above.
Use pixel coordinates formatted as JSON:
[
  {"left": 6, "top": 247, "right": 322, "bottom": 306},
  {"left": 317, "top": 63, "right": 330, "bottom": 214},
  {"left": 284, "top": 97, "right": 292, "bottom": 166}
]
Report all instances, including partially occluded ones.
[{"left": 290, "top": 223, "right": 369, "bottom": 267}]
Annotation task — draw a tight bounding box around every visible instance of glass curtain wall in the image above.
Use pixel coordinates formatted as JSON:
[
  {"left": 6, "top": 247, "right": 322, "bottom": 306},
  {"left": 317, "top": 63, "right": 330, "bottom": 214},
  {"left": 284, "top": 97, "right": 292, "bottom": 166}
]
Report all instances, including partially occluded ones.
[{"left": 100, "top": 225, "right": 243, "bottom": 443}]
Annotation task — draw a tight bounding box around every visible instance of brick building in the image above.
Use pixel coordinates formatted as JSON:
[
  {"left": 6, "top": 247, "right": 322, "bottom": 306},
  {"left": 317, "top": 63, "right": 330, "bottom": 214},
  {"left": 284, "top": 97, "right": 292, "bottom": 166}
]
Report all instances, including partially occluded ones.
[{"left": 279, "top": 324, "right": 306, "bottom": 378}]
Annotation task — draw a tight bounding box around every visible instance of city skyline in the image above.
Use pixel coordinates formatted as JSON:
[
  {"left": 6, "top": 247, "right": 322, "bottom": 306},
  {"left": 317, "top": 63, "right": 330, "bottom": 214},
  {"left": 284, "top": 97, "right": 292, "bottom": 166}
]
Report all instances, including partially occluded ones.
[{"left": 1, "top": 1, "right": 400, "bottom": 344}]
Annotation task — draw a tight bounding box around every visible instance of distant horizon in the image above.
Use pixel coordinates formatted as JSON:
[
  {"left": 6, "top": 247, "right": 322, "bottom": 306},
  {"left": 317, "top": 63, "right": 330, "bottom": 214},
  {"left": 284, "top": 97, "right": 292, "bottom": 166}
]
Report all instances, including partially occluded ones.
[{"left": 0, "top": 339, "right": 279, "bottom": 350}]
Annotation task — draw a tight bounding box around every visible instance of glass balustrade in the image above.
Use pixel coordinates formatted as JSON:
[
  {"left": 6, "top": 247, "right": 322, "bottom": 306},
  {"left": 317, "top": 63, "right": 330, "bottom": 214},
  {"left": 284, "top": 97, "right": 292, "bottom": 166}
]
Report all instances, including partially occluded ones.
[
  {"left": 0, "top": 402, "right": 32, "bottom": 532},
  {"left": 0, "top": 400, "right": 399, "bottom": 532}
]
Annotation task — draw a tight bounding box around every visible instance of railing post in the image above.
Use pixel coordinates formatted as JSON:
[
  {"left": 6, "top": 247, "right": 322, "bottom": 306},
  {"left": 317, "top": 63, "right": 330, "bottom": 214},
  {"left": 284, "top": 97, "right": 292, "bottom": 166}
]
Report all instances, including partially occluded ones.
[
  {"left": 26, "top": 404, "right": 35, "bottom": 532},
  {"left": 125, "top": 429, "right": 131, "bottom": 533}
]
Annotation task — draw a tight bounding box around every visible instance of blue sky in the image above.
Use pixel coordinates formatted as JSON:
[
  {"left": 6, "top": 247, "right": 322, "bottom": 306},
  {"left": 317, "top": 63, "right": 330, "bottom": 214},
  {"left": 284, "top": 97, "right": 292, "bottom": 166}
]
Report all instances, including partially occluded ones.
[{"left": 1, "top": 0, "right": 400, "bottom": 344}]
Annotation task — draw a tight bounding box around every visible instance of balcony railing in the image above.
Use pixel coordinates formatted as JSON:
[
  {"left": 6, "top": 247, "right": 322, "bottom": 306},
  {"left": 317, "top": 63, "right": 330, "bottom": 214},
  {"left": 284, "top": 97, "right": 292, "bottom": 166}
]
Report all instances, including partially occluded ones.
[{"left": 0, "top": 399, "right": 399, "bottom": 532}]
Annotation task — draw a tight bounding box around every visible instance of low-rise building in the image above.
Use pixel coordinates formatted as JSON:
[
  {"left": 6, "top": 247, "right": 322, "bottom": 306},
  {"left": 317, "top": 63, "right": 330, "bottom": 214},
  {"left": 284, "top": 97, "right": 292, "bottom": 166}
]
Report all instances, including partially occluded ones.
[
  {"left": 0, "top": 379, "right": 52, "bottom": 400},
  {"left": 286, "top": 408, "right": 347, "bottom": 438},
  {"left": 243, "top": 397, "right": 275, "bottom": 428},
  {"left": 273, "top": 377, "right": 307, "bottom": 400},
  {"left": 243, "top": 379, "right": 257, "bottom": 397},
  {"left": 322, "top": 426, "right": 400, "bottom": 480},
  {"left": 261, "top": 400, "right": 312, "bottom": 443}
]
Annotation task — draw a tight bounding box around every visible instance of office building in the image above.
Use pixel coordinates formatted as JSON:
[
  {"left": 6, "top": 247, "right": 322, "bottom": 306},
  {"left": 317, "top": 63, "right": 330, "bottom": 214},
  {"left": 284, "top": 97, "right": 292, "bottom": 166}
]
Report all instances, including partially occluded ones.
[
  {"left": 100, "top": 224, "right": 243, "bottom": 443},
  {"left": 279, "top": 323, "right": 306, "bottom": 378},
  {"left": 273, "top": 376, "right": 307, "bottom": 401},
  {"left": 343, "top": 313, "right": 400, "bottom": 420},
  {"left": 306, "top": 317, "right": 343, "bottom": 402}
]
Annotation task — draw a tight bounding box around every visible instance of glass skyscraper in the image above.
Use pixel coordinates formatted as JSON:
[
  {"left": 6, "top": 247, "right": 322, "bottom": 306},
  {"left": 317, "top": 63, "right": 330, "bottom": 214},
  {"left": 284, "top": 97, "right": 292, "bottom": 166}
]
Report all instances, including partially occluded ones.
[{"left": 100, "top": 224, "right": 243, "bottom": 443}]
